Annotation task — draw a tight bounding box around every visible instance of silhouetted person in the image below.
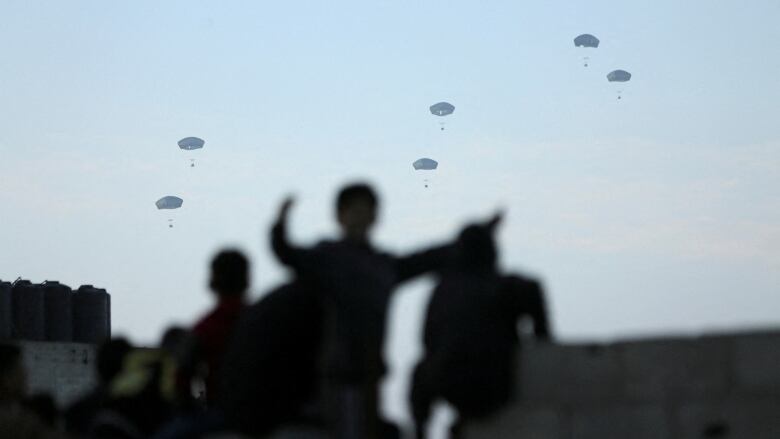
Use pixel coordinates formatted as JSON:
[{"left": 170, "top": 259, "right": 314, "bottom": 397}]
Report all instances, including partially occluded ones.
[
  {"left": 410, "top": 222, "right": 551, "bottom": 439},
  {"left": 0, "top": 343, "right": 65, "bottom": 439},
  {"left": 65, "top": 337, "right": 133, "bottom": 435},
  {"left": 160, "top": 326, "right": 188, "bottom": 357},
  {"left": 219, "top": 282, "right": 325, "bottom": 437},
  {"left": 95, "top": 347, "right": 177, "bottom": 438},
  {"left": 271, "top": 183, "right": 489, "bottom": 438},
  {"left": 151, "top": 251, "right": 249, "bottom": 439},
  {"left": 179, "top": 249, "right": 249, "bottom": 406}
]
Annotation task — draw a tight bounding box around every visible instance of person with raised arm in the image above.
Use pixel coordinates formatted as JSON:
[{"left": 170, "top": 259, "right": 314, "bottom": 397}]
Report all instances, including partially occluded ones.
[{"left": 270, "top": 182, "right": 500, "bottom": 439}]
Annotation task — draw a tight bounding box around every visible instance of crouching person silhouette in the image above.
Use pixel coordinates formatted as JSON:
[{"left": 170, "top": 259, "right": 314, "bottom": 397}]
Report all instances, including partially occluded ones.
[{"left": 410, "top": 218, "right": 551, "bottom": 439}]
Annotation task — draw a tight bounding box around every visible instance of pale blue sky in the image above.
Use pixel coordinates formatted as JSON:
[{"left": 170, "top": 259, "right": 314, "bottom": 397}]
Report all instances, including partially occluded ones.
[{"left": 1, "top": 3, "right": 779, "bottom": 417}]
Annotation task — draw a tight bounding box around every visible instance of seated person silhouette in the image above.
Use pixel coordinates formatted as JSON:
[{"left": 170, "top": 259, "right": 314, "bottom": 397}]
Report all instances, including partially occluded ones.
[{"left": 410, "top": 220, "right": 551, "bottom": 439}]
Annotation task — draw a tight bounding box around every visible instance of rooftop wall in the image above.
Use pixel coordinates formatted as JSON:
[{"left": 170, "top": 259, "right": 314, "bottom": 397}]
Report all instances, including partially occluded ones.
[
  {"left": 14, "top": 330, "right": 780, "bottom": 438},
  {"left": 465, "top": 330, "right": 780, "bottom": 439}
]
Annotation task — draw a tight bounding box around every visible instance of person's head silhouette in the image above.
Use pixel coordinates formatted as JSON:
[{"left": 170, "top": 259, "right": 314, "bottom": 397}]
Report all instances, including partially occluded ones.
[
  {"left": 457, "top": 224, "right": 497, "bottom": 272},
  {"left": 335, "top": 183, "right": 378, "bottom": 242},
  {"left": 96, "top": 337, "right": 132, "bottom": 385},
  {"left": 209, "top": 249, "right": 250, "bottom": 299},
  {"left": 456, "top": 212, "right": 502, "bottom": 272}
]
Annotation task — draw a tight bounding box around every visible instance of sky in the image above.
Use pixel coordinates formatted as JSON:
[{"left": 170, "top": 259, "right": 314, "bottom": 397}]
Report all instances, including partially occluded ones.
[{"left": 1, "top": 0, "right": 780, "bottom": 425}]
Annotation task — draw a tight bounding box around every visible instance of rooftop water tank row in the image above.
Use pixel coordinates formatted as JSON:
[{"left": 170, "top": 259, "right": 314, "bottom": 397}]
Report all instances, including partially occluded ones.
[{"left": 0, "top": 279, "right": 110, "bottom": 344}]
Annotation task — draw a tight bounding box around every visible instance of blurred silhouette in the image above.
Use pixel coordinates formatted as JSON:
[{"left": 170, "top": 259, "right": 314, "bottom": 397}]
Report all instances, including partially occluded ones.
[
  {"left": 149, "top": 251, "right": 250, "bottom": 439},
  {"left": 178, "top": 249, "right": 249, "bottom": 407},
  {"left": 160, "top": 326, "right": 188, "bottom": 357},
  {"left": 0, "top": 343, "right": 64, "bottom": 438},
  {"left": 219, "top": 282, "right": 326, "bottom": 437},
  {"left": 24, "top": 393, "right": 58, "bottom": 428},
  {"left": 270, "top": 183, "right": 495, "bottom": 438},
  {"left": 65, "top": 337, "right": 132, "bottom": 435},
  {"left": 410, "top": 221, "right": 551, "bottom": 439},
  {"left": 93, "top": 347, "right": 177, "bottom": 438},
  {"left": 703, "top": 420, "right": 730, "bottom": 438}
]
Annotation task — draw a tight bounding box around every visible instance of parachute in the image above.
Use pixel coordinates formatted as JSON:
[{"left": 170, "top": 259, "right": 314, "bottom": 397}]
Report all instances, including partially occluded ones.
[
  {"left": 607, "top": 70, "right": 632, "bottom": 100},
  {"left": 574, "top": 34, "right": 600, "bottom": 48},
  {"left": 413, "top": 158, "right": 438, "bottom": 188},
  {"left": 574, "top": 34, "right": 599, "bottom": 67},
  {"left": 607, "top": 70, "right": 632, "bottom": 82},
  {"left": 156, "top": 196, "right": 183, "bottom": 228},
  {"left": 429, "top": 102, "right": 455, "bottom": 117},
  {"left": 178, "top": 137, "right": 205, "bottom": 150},
  {"left": 178, "top": 137, "right": 205, "bottom": 167},
  {"left": 413, "top": 158, "right": 438, "bottom": 170},
  {"left": 429, "top": 102, "right": 455, "bottom": 131},
  {"left": 156, "top": 196, "right": 183, "bottom": 209}
]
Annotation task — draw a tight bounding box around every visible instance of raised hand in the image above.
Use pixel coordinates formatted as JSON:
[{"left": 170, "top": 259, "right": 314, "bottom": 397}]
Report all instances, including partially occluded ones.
[
  {"left": 276, "top": 196, "right": 295, "bottom": 225},
  {"left": 485, "top": 208, "right": 505, "bottom": 232}
]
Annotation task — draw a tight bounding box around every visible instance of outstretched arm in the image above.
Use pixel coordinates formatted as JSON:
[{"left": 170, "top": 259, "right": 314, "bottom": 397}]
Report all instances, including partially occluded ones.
[
  {"left": 395, "top": 210, "right": 505, "bottom": 283},
  {"left": 394, "top": 243, "right": 457, "bottom": 283}
]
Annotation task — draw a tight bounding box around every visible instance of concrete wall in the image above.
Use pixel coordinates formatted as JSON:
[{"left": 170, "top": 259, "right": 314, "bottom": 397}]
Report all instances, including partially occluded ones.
[
  {"left": 19, "top": 341, "right": 97, "bottom": 408},
  {"left": 14, "top": 330, "right": 780, "bottom": 438},
  {"left": 465, "top": 330, "right": 780, "bottom": 439}
]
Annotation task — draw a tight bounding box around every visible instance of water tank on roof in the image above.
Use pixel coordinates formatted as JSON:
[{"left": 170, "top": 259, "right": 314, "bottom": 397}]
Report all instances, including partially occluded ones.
[
  {"left": 73, "top": 285, "right": 111, "bottom": 344},
  {"left": 0, "top": 281, "right": 11, "bottom": 340},
  {"left": 12, "top": 281, "right": 45, "bottom": 340},
  {"left": 42, "top": 281, "right": 73, "bottom": 342}
]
